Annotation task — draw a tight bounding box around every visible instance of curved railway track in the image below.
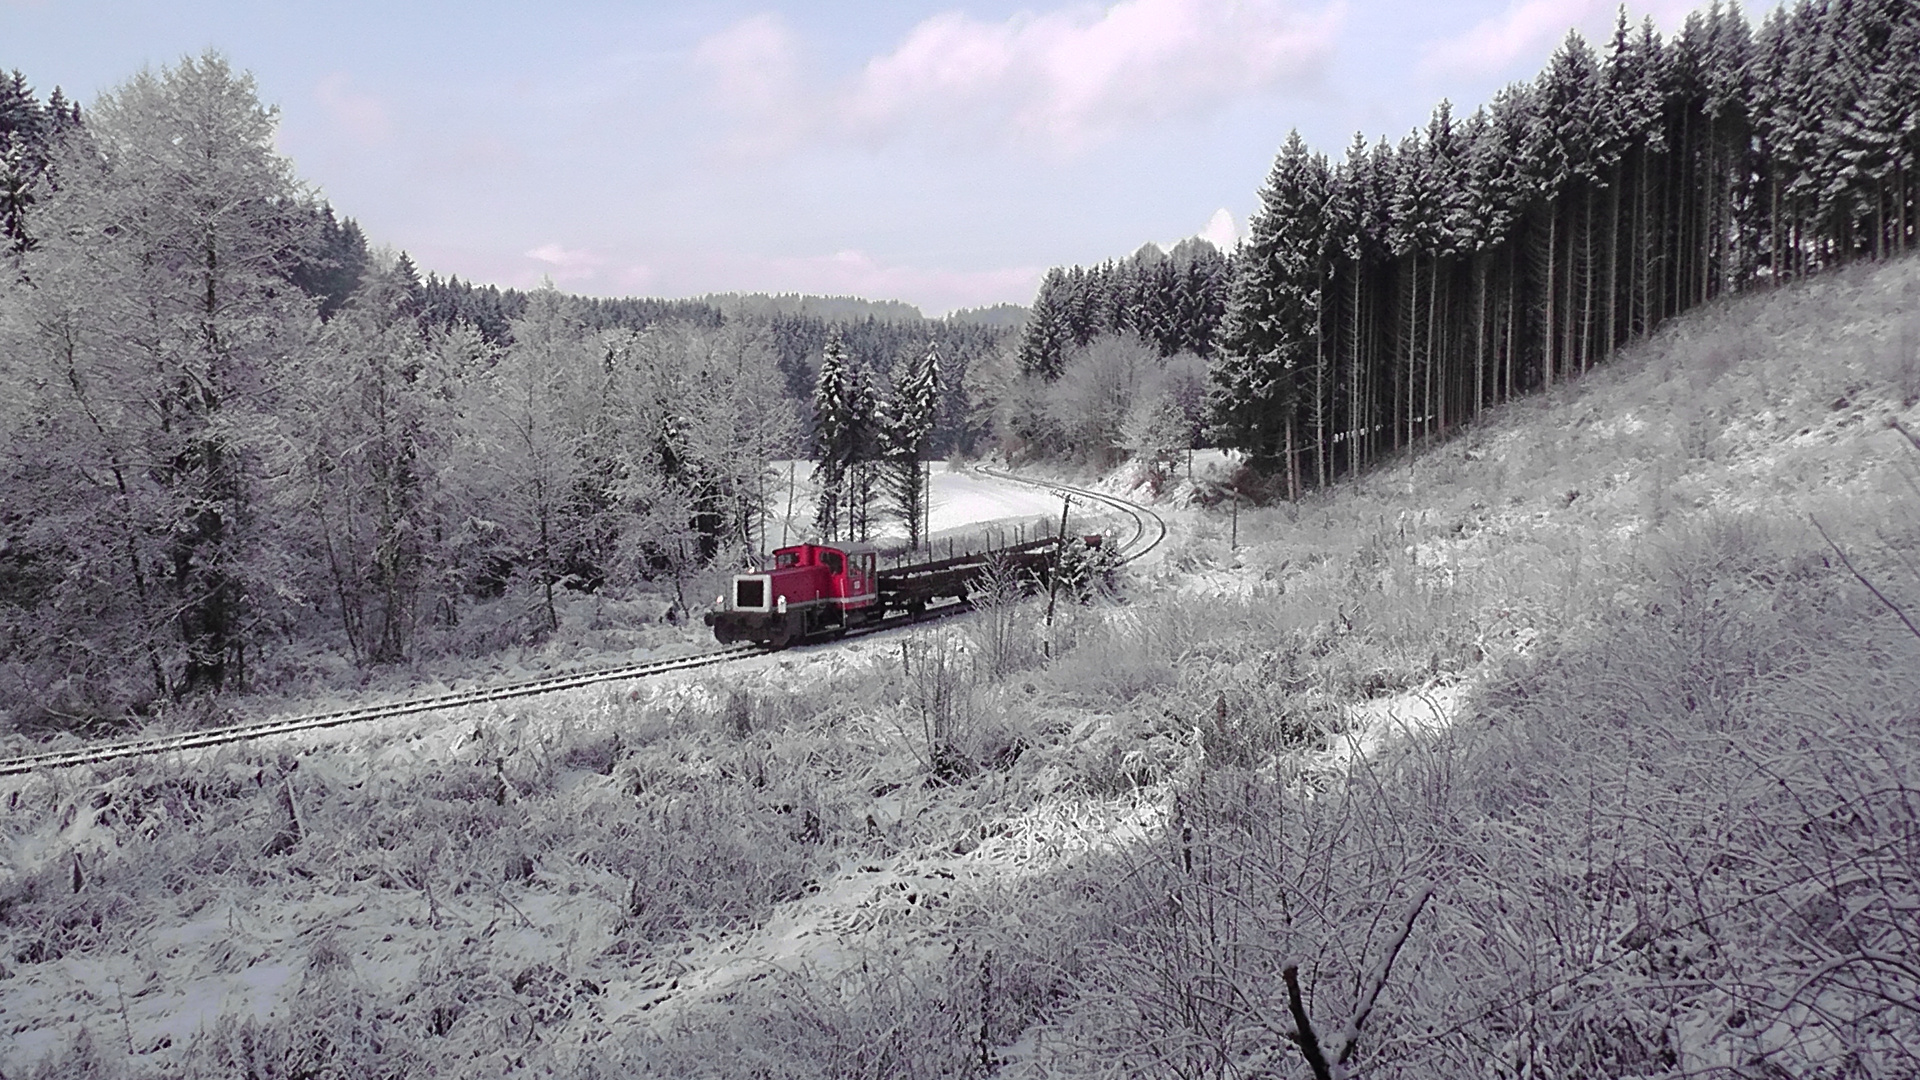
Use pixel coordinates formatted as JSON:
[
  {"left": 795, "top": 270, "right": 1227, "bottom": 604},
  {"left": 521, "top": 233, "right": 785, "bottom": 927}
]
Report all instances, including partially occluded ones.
[
  {"left": 0, "top": 470, "right": 1166, "bottom": 777},
  {"left": 973, "top": 466, "right": 1168, "bottom": 565}
]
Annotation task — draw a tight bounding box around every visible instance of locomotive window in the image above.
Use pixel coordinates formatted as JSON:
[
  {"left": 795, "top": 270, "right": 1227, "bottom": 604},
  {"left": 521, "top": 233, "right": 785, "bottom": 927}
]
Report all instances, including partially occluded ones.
[
  {"left": 775, "top": 552, "right": 799, "bottom": 569},
  {"left": 823, "top": 551, "right": 844, "bottom": 575},
  {"left": 735, "top": 578, "right": 766, "bottom": 608}
]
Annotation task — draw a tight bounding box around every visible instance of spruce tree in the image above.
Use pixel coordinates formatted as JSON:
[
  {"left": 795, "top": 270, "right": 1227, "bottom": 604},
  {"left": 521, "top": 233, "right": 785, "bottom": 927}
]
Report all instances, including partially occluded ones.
[
  {"left": 1017, "top": 270, "right": 1071, "bottom": 379},
  {"left": 812, "top": 332, "right": 855, "bottom": 540},
  {"left": 885, "top": 339, "right": 940, "bottom": 549},
  {"left": 1213, "top": 129, "right": 1330, "bottom": 487},
  {"left": 0, "top": 70, "right": 47, "bottom": 257}
]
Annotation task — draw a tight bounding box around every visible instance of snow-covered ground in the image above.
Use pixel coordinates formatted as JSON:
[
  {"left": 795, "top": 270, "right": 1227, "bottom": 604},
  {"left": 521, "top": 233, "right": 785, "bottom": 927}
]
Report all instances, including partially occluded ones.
[
  {"left": 12, "top": 245, "right": 1920, "bottom": 1077},
  {"left": 761, "top": 460, "right": 1124, "bottom": 554},
  {"left": 0, "top": 462, "right": 1179, "bottom": 1075}
]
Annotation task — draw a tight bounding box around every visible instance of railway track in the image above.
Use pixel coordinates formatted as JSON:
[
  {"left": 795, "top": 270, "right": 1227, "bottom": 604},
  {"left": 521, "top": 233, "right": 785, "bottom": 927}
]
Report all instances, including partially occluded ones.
[
  {"left": 0, "top": 647, "right": 758, "bottom": 778},
  {"left": 0, "top": 471, "right": 1166, "bottom": 778},
  {"left": 972, "top": 466, "right": 1169, "bottom": 565}
]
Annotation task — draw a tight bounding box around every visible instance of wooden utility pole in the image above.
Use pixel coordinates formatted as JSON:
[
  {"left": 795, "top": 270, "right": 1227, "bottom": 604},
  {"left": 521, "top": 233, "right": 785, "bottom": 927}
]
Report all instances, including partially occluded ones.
[{"left": 1044, "top": 494, "right": 1072, "bottom": 655}]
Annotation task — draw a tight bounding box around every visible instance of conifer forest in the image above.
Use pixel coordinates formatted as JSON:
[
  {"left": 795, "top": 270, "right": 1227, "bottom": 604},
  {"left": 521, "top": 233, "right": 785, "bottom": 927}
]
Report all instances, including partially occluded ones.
[{"left": 1022, "top": 0, "right": 1919, "bottom": 494}]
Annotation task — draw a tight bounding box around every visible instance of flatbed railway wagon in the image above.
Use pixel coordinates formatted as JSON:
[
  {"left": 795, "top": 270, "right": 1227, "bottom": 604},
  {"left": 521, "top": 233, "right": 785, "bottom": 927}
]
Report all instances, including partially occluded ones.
[{"left": 704, "top": 535, "right": 1101, "bottom": 648}]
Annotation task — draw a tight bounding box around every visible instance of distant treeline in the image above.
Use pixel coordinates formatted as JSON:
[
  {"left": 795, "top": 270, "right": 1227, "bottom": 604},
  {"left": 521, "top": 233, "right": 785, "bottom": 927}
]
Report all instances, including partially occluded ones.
[
  {"left": 1017, "top": 238, "right": 1231, "bottom": 376},
  {"left": 298, "top": 215, "right": 1005, "bottom": 454}
]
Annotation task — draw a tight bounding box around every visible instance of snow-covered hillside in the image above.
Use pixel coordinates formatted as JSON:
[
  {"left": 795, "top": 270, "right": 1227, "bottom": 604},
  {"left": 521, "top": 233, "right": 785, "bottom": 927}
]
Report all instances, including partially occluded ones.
[{"left": 4, "top": 256, "right": 1919, "bottom": 1078}]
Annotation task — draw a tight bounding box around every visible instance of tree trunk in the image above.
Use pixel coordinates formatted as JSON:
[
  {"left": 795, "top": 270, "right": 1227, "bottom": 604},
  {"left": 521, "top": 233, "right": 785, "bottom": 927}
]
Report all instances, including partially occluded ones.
[
  {"left": 1543, "top": 208, "right": 1558, "bottom": 389},
  {"left": 1314, "top": 297, "right": 1328, "bottom": 490},
  {"left": 1348, "top": 263, "right": 1364, "bottom": 473},
  {"left": 1473, "top": 253, "right": 1487, "bottom": 422},
  {"left": 1606, "top": 166, "right": 1621, "bottom": 361},
  {"left": 1426, "top": 255, "right": 1441, "bottom": 436}
]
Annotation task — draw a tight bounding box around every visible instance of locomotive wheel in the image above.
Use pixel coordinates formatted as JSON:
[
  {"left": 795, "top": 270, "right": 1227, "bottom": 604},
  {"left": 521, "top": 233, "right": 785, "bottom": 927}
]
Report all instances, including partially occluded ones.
[
  {"left": 906, "top": 600, "right": 926, "bottom": 619},
  {"left": 767, "top": 622, "right": 796, "bottom": 650}
]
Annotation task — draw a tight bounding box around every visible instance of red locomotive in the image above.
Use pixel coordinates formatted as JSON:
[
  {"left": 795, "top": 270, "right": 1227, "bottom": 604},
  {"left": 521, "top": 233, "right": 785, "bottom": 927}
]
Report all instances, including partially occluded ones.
[
  {"left": 703, "top": 534, "right": 1104, "bottom": 648},
  {"left": 704, "top": 542, "right": 881, "bottom": 648}
]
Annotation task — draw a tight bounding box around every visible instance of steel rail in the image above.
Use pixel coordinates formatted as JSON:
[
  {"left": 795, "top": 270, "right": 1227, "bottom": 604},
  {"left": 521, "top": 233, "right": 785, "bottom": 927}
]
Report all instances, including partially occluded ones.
[
  {"left": 970, "top": 467, "right": 1168, "bottom": 565},
  {"left": 0, "top": 471, "right": 1167, "bottom": 777},
  {"left": 0, "top": 646, "right": 759, "bottom": 777}
]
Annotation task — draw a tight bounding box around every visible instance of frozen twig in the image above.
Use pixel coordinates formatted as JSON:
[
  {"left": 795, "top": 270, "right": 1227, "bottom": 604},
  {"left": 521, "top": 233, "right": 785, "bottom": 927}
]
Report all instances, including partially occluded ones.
[
  {"left": 1811, "top": 516, "right": 1920, "bottom": 641},
  {"left": 1337, "top": 884, "right": 1435, "bottom": 1070},
  {"left": 1283, "top": 884, "right": 1436, "bottom": 1080},
  {"left": 1283, "top": 963, "right": 1333, "bottom": 1080},
  {"left": 1889, "top": 417, "right": 1920, "bottom": 453}
]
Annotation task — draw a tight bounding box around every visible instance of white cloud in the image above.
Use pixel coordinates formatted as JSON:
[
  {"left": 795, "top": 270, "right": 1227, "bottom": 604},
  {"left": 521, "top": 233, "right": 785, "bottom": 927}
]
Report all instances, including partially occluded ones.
[
  {"left": 315, "top": 73, "right": 393, "bottom": 145},
  {"left": 692, "top": 13, "right": 812, "bottom": 153},
  {"left": 1199, "top": 207, "right": 1239, "bottom": 248},
  {"left": 852, "top": 0, "right": 1340, "bottom": 150},
  {"left": 1418, "top": 0, "right": 1704, "bottom": 81},
  {"left": 697, "top": 0, "right": 1341, "bottom": 157},
  {"left": 525, "top": 243, "right": 606, "bottom": 284}
]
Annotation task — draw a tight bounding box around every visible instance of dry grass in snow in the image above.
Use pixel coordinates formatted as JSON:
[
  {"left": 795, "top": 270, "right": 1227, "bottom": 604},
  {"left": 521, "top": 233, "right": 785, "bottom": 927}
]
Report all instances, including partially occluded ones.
[{"left": 4, "top": 257, "right": 1920, "bottom": 1078}]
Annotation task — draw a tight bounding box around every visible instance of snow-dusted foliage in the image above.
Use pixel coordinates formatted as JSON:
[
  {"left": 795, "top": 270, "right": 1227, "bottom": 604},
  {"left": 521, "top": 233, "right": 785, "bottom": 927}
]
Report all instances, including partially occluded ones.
[
  {"left": 0, "top": 57, "right": 800, "bottom": 726},
  {"left": 7, "top": 252, "right": 1919, "bottom": 1079}
]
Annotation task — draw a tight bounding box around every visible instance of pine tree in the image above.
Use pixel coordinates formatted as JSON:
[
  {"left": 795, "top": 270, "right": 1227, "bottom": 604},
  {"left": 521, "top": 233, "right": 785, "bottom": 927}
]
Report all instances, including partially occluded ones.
[
  {"left": 845, "top": 366, "right": 882, "bottom": 541},
  {"left": 885, "top": 339, "right": 940, "bottom": 549},
  {"left": 1213, "top": 130, "right": 1330, "bottom": 492},
  {"left": 1017, "top": 270, "right": 1071, "bottom": 379},
  {"left": 0, "top": 135, "right": 33, "bottom": 258},
  {"left": 1527, "top": 32, "right": 1602, "bottom": 385},
  {"left": 291, "top": 203, "right": 371, "bottom": 319},
  {"left": 1006, "top": 0, "right": 1916, "bottom": 496},
  {"left": 812, "top": 332, "right": 856, "bottom": 540},
  {"left": 0, "top": 70, "right": 48, "bottom": 257},
  {"left": 1167, "top": 237, "right": 1229, "bottom": 356}
]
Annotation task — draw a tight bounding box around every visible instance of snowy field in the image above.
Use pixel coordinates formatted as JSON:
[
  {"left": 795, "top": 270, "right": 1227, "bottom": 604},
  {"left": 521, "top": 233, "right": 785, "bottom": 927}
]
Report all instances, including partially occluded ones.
[
  {"left": 0, "top": 463, "right": 1182, "bottom": 1077},
  {"left": 759, "top": 460, "right": 1127, "bottom": 554},
  {"left": 8, "top": 258, "right": 1920, "bottom": 1076}
]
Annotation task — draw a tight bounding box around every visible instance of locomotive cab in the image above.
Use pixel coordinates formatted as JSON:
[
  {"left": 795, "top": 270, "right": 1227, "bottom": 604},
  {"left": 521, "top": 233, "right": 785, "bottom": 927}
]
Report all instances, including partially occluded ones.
[{"left": 704, "top": 542, "right": 879, "bottom": 647}]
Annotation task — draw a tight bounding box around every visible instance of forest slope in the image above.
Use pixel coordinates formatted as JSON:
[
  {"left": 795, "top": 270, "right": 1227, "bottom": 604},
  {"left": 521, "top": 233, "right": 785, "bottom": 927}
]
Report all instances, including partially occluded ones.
[{"left": 2, "top": 256, "right": 1918, "bottom": 1078}]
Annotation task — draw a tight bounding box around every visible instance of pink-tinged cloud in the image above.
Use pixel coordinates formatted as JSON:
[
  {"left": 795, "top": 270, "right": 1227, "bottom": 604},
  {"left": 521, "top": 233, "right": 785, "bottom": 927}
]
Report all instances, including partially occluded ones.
[
  {"left": 315, "top": 73, "right": 392, "bottom": 145},
  {"left": 1199, "top": 207, "right": 1239, "bottom": 249},
  {"left": 692, "top": 12, "right": 812, "bottom": 153},
  {"left": 850, "top": 0, "right": 1342, "bottom": 150},
  {"left": 525, "top": 243, "right": 607, "bottom": 285},
  {"left": 1418, "top": 0, "right": 1702, "bottom": 81},
  {"left": 697, "top": 0, "right": 1341, "bottom": 157}
]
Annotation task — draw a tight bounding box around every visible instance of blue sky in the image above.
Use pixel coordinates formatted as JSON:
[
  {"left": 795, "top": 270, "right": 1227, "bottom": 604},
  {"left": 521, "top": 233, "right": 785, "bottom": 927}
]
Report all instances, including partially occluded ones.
[{"left": 4, "top": 0, "right": 1748, "bottom": 314}]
